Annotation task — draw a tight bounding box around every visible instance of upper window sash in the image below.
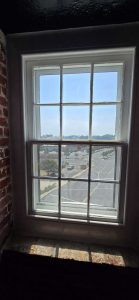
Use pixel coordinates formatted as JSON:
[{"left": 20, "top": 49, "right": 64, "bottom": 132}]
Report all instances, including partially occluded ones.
[{"left": 22, "top": 48, "right": 134, "bottom": 144}]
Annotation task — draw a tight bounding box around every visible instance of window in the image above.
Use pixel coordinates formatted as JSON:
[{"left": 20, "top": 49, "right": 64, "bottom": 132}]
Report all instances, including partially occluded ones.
[{"left": 23, "top": 48, "right": 134, "bottom": 224}]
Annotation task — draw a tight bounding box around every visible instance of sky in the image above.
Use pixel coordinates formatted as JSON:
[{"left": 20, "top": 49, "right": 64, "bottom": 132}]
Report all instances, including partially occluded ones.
[{"left": 36, "top": 67, "right": 120, "bottom": 138}]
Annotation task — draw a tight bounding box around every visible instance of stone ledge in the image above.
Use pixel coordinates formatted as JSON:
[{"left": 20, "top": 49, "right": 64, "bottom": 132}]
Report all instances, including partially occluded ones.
[{"left": 4, "top": 235, "right": 139, "bottom": 268}]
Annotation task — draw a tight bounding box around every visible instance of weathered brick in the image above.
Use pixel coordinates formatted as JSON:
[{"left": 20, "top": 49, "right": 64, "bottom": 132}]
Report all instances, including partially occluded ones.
[
  {"left": 3, "top": 127, "right": 9, "bottom": 137},
  {"left": 0, "top": 188, "right": 6, "bottom": 198},
  {"left": 0, "top": 49, "right": 6, "bottom": 64},
  {"left": 0, "top": 168, "right": 7, "bottom": 178},
  {"left": 0, "top": 74, "right": 7, "bottom": 86},
  {"left": 0, "top": 205, "right": 7, "bottom": 216},
  {"left": 1, "top": 65, "right": 7, "bottom": 77},
  {"left": 0, "top": 177, "right": 9, "bottom": 189},
  {"left": 0, "top": 117, "right": 8, "bottom": 127},
  {"left": 0, "top": 96, "right": 7, "bottom": 106},
  {"left": 0, "top": 127, "right": 3, "bottom": 135},
  {"left": 0, "top": 158, "right": 10, "bottom": 168},
  {"left": 0, "top": 37, "right": 13, "bottom": 243},
  {"left": 3, "top": 108, "right": 8, "bottom": 117},
  {"left": 4, "top": 148, "right": 9, "bottom": 157},
  {"left": 0, "top": 138, "right": 9, "bottom": 146},
  {"left": 1, "top": 86, "right": 7, "bottom": 96},
  {"left": 0, "top": 195, "right": 12, "bottom": 208},
  {"left": 0, "top": 148, "right": 5, "bottom": 159}
]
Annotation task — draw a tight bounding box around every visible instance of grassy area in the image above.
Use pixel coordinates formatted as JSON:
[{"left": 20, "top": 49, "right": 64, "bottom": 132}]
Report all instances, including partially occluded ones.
[{"left": 40, "top": 183, "right": 57, "bottom": 195}]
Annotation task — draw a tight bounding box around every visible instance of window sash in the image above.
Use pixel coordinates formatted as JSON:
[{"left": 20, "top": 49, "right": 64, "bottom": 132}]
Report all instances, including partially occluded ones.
[
  {"left": 26, "top": 140, "right": 127, "bottom": 223},
  {"left": 33, "top": 62, "right": 123, "bottom": 141},
  {"left": 25, "top": 51, "right": 132, "bottom": 143}
]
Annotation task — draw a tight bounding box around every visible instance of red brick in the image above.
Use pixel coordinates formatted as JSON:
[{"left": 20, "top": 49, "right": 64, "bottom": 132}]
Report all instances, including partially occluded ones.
[
  {"left": 3, "top": 108, "right": 8, "bottom": 117},
  {"left": 0, "top": 177, "right": 9, "bottom": 189},
  {"left": 0, "top": 168, "right": 8, "bottom": 178},
  {"left": 3, "top": 127, "right": 9, "bottom": 136},
  {"left": 0, "top": 205, "right": 7, "bottom": 216},
  {"left": 1, "top": 87, "right": 6, "bottom": 96},
  {"left": 0, "top": 96, "right": 7, "bottom": 106},
  {"left": 0, "top": 158, "right": 10, "bottom": 168},
  {"left": 0, "top": 196, "right": 8, "bottom": 208},
  {"left": 0, "top": 188, "right": 6, "bottom": 198},
  {"left": 1, "top": 66, "right": 7, "bottom": 77},
  {"left": 0, "top": 49, "right": 6, "bottom": 64},
  {"left": 0, "top": 138, "right": 9, "bottom": 146},
  {"left": 4, "top": 148, "right": 9, "bottom": 157},
  {"left": 0, "top": 74, "right": 7, "bottom": 86},
  {"left": 0, "top": 41, "right": 12, "bottom": 239},
  {"left": 0, "top": 195, "right": 12, "bottom": 208},
  {"left": 0, "top": 117, "right": 8, "bottom": 127},
  {"left": 0, "top": 127, "right": 3, "bottom": 135},
  {"left": 0, "top": 148, "right": 5, "bottom": 159}
]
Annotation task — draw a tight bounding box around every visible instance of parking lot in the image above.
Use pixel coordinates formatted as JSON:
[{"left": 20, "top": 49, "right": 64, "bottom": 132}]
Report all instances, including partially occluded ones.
[{"left": 36, "top": 147, "right": 120, "bottom": 219}]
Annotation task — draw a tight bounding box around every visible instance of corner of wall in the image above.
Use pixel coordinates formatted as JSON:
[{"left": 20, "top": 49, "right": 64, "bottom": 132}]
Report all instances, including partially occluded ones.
[{"left": 0, "top": 29, "right": 13, "bottom": 248}]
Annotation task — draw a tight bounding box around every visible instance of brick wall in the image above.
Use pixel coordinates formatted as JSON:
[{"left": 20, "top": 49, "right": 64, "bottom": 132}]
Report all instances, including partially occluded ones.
[{"left": 0, "top": 30, "right": 12, "bottom": 246}]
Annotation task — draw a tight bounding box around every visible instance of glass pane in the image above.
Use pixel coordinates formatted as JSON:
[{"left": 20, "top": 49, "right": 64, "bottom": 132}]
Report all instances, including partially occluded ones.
[
  {"left": 61, "top": 145, "right": 89, "bottom": 179},
  {"left": 63, "top": 106, "right": 89, "bottom": 139},
  {"left": 33, "top": 179, "right": 58, "bottom": 212},
  {"left": 92, "top": 105, "right": 118, "bottom": 140},
  {"left": 34, "top": 106, "right": 60, "bottom": 139},
  {"left": 61, "top": 180, "right": 88, "bottom": 216},
  {"left": 63, "top": 65, "right": 91, "bottom": 103},
  {"left": 90, "top": 182, "right": 119, "bottom": 219},
  {"left": 35, "top": 67, "right": 60, "bottom": 103},
  {"left": 33, "top": 144, "right": 59, "bottom": 177},
  {"left": 91, "top": 146, "right": 121, "bottom": 180},
  {"left": 93, "top": 64, "right": 123, "bottom": 102}
]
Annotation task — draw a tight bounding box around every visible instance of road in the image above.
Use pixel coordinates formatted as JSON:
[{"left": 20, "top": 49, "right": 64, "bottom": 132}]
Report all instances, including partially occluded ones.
[{"left": 36, "top": 148, "right": 120, "bottom": 218}]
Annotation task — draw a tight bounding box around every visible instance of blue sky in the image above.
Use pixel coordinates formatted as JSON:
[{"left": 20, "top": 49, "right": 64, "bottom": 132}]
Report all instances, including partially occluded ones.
[{"left": 38, "top": 69, "right": 118, "bottom": 137}]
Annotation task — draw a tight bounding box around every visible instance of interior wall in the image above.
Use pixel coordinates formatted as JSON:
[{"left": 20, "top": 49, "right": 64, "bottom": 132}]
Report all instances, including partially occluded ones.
[
  {"left": 7, "top": 22, "right": 139, "bottom": 250},
  {"left": 0, "top": 0, "right": 139, "bottom": 248},
  {"left": 0, "top": 30, "right": 13, "bottom": 247}
]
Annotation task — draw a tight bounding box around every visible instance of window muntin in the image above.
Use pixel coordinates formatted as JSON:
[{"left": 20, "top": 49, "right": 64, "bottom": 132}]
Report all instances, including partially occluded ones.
[
  {"left": 33, "top": 143, "right": 121, "bottom": 220},
  {"left": 63, "top": 65, "right": 91, "bottom": 103},
  {"left": 35, "top": 66, "right": 60, "bottom": 104},
  {"left": 33, "top": 63, "right": 123, "bottom": 141},
  {"left": 23, "top": 49, "right": 134, "bottom": 223},
  {"left": 93, "top": 64, "right": 123, "bottom": 102}
]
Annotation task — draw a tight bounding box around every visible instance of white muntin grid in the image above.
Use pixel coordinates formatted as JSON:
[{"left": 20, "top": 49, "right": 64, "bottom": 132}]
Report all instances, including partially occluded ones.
[
  {"left": 22, "top": 48, "right": 134, "bottom": 223},
  {"left": 31, "top": 62, "right": 123, "bottom": 222}
]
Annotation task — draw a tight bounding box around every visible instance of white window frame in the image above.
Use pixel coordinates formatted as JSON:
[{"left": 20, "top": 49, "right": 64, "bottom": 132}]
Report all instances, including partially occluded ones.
[
  {"left": 22, "top": 48, "right": 134, "bottom": 225},
  {"left": 8, "top": 23, "right": 139, "bottom": 247}
]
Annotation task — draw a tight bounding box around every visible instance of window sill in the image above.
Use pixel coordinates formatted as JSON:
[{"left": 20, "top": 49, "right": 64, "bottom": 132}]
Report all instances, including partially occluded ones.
[
  {"left": 4, "top": 235, "right": 139, "bottom": 268},
  {"left": 27, "top": 212, "right": 124, "bottom": 227}
]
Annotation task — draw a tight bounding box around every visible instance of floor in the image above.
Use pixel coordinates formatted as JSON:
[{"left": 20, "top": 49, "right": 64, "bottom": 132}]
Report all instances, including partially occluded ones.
[{"left": 4, "top": 235, "right": 139, "bottom": 268}]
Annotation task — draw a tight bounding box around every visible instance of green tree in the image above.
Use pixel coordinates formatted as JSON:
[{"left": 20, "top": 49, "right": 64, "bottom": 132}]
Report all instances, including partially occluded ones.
[{"left": 41, "top": 159, "right": 58, "bottom": 173}]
